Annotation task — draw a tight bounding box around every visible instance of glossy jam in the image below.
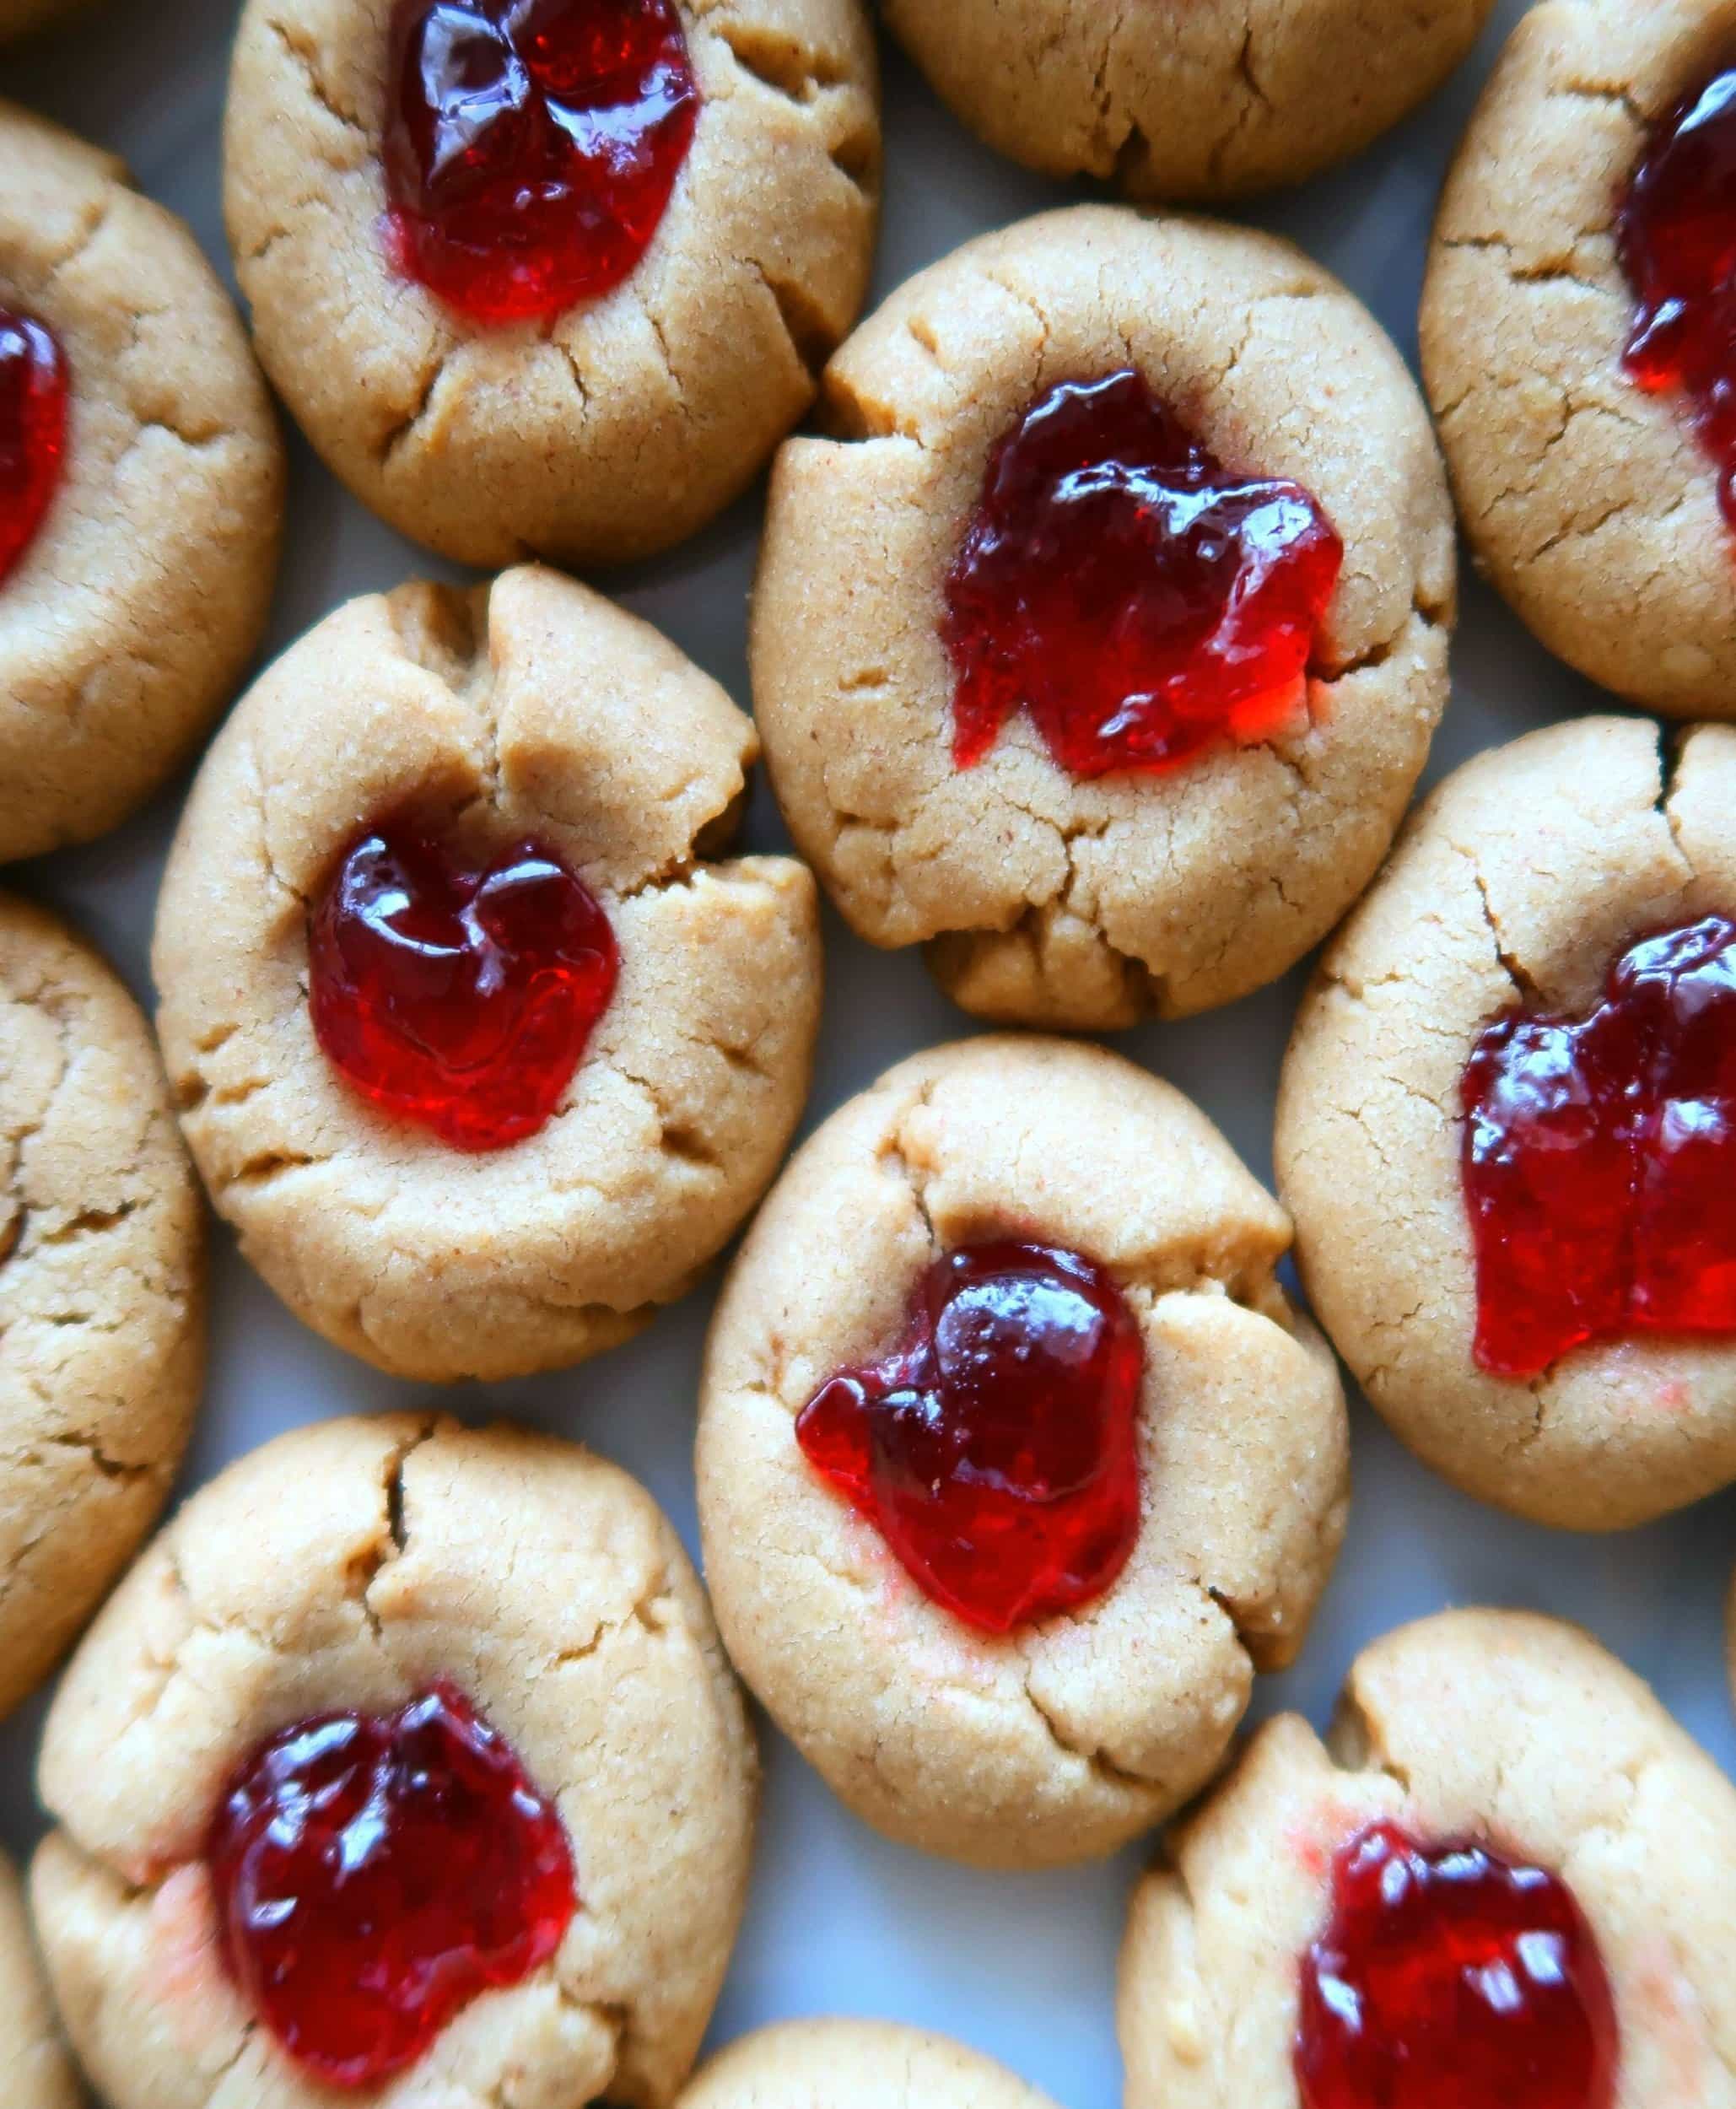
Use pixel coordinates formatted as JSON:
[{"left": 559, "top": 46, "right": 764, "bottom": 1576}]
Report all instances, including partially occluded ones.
[
  {"left": 208, "top": 1683, "right": 576, "bottom": 2090},
  {"left": 308, "top": 818, "right": 618, "bottom": 1152},
  {"left": 384, "top": 0, "right": 699, "bottom": 324},
  {"left": 1462, "top": 914, "right": 1736, "bottom": 1376},
  {"left": 795, "top": 1241, "right": 1144, "bottom": 1633},
  {"left": 941, "top": 369, "right": 1343, "bottom": 779},
  {"left": 1296, "top": 1823, "right": 1618, "bottom": 2109},
  {"left": 0, "top": 308, "right": 68, "bottom": 585},
  {"left": 1618, "top": 66, "right": 1736, "bottom": 526}
]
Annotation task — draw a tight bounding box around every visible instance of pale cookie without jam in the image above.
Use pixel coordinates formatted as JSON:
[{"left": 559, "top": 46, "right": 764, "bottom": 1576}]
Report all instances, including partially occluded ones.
[
  {"left": 1422, "top": 0, "right": 1736, "bottom": 718},
  {"left": 677, "top": 2021, "right": 1060, "bottom": 2109},
  {"left": 698, "top": 1036, "right": 1350, "bottom": 1871},
  {"left": 153, "top": 564, "right": 822, "bottom": 1384},
  {"left": 223, "top": 0, "right": 879, "bottom": 569},
  {"left": 0, "top": 893, "right": 204, "bottom": 1719},
  {"left": 32, "top": 1414, "right": 759, "bottom": 2109},
  {"left": 1120, "top": 1610, "right": 1736, "bottom": 2109},
  {"left": 886, "top": 0, "right": 1494, "bottom": 201},
  {"left": 1277, "top": 715, "right": 1736, "bottom": 1531},
  {"left": 754, "top": 207, "right": 1455, "bottom": 1032},
  {"left": 0, "top": 1852, "right": 77, "bottom": 2109},
  {"left": 0, "top": 101, "right": 283, "bottom": 864}
]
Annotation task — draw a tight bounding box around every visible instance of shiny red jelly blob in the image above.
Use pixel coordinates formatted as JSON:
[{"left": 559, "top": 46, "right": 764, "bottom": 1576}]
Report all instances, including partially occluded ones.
[
  {"left": 941, "top": 369, "right": 1344, "bottom": 779},
  {"left": 795, "top": 1241, "right": 1144, "bottom": 1634},
  {"left": 1618, "top": 67, "right": 1736, "bottom": 527},
  {"left": 207, "top": 1682, "right": 577, "bottom": 2090},
  {"left": 1296, "top": 1823, "right": 1618, "bottom": 2109},
  {"left": 309, "top": 819, "right": 618, "bottom": 1152},
  {"left": 1462, "top": 914, "right": 1736, "bottom": 1376},
  {"left": 0, "top": 307, "right": 68, "bottom": 586},
  {"left": 384, "top": 0, "right": 699, "bottom": 325}
]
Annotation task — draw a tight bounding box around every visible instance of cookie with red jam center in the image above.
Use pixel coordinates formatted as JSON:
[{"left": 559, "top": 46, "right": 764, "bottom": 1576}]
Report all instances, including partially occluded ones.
[
  {"left": 154, "top": 565, "right": 822, "bottom": 1385},
  {"left": 0, "top": 102, "right": 283, "bottom": 864},
  {"left": 755, "top": 207, "right": 1454, "bottom": 1033},
  {"left": 699, "top": 1036, "right": 1348, "bottom": 1869},
  {"left": 1423, "top": 0, "right": 1736, "bottom": 720},
  {"left": 1279, "top": 714, "right": 1736, "bottom": 1531},
  {"left": 225, "top": 0, "right": 879, "bottom": 569},
  {"left": 32, "top": 1416, "right": 758, "bottom": 2109},
  {"left": 1122, "top": 1613, "right": 1736, "bottom": 2109}
]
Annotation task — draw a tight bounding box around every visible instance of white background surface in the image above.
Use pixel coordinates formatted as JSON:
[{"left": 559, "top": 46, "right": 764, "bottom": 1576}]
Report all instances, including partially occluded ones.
[{"left": 3, "top": 3, "right": 1734, "bottom": 2102}]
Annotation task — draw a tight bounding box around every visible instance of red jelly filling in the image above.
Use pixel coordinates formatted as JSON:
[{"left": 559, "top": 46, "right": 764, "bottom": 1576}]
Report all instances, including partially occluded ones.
[
  {"left": 208, "top": 1682, "right": 576, "bottom": 2090},
  {"left": 1296, "top": 1823, "right": 1618, "bottom": 2109},
  {"left": 309, "top": 818, "right": 618, "bottom": 1152},
  {"left": 941, "top": 369, "right": 1343, "bottom": 779},
  {"left": 795, "top": 1241, "right": 1144, "bottom": 1634},
  {"left": 0, "top": 307, "right": 68, "bottom": 586},
  {"left": 1618, "top": 66, "right": 1736, "bottom": 526},
  {"left": 1462, "top": 914, "right": 1736, "bottom": 1376},
  {"left": 384, "top": 0, "right": 699, "bottom": 325}
]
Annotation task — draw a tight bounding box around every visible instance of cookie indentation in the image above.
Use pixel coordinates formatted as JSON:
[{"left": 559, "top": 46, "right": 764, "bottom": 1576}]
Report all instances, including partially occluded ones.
[
  {"left": 384, "top": 0, "right": 699, "bottom": 325},
  {"left": 1619, "top": 65, "right": 1736, "bottom": 531},
  {"left": 1296, "top": 1821, "right": 1618, "bottom": 2109},
  {"left": 943, "top": 369, "right": 1342, "bottom": 779},
  {"left": 0, "top": 308, "right": 67, "bottom": 587},
  {"left": 795, "top": 1240, "right": 1143, "bottom": 1633},
  {"left": 208, "top": 1679, "right": 577, "bottom": 2089},
  {"left": 1462, "top": 914, "right": 1736, "bottom": 1377},
  {"left": 308, "top": 815, "right": 619, "bottom": 1152}
]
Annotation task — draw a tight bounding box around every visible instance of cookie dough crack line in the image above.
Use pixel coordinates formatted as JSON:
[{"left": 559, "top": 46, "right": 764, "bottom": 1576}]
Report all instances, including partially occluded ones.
[{"left": 263, "top": 13, "right": 371, "bottom": 138}]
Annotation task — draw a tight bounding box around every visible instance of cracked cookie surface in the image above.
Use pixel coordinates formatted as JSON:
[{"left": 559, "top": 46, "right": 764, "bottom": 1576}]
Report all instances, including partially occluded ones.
[
  {"left": 0, "top": 1849, "right": 77, "bottom": 2109},
  {"left": 697, "top": 1035, "right": 1349, "bottom": 1870},
  {"left": 30, "top": 1413, "right": 757, "bottom": 2109},
  {"left": 884, "top": 0, "right": 1494, "bottom": 201},
  {"left": 0, "top": 101, "right": 284, "bottom": 863},
  {"left": 223, "top": 0, "right": 879, "bottom": 569},
  {"left": 0, "top": 893, "right": 204, "bottom": 1719},
  {"left": 1422, "top": 0, "right": 1736, "bottom": 717},
  {"left": 1277, "top": 715, "right": 1736, "bottom": 1530},
  {"left": 753, "top": 207, "right": 1455, "bottom": 1031},
  {"left": 1119, "top": 1610, "right": 1736, "bottom": 2109},
  {"left": 677, "top": 2020, "right": 1059, "bottom": 2109},
  {"left": 152, "top": 563, "right": 823, "bottom": 1384}
]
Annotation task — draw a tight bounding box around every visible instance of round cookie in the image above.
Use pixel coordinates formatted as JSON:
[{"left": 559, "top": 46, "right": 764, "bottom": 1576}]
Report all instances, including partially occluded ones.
[
  {"left": 31, "top": 1413, "right": 758, "bottom": 2109},
  {"left": 223, "top": 0, "right": 879, "bottom": 569},
  {"left": 1278, "top": 714, "right": 1736, "bottom": 1531},
  {"left": 886, "top": 0, "right": 1495, "bottom": 202},
  {"left": 677, "top": 2022, "right": 1059, "bottom": 2109},
  {"left": 0, "top": 893, "right": 204, "bottom": 1719},
  {"left": 753, "top": 207, "right": 1455, "bottom": 1031},
  {"left": 0, "top": 102, "right": 283, "bottom": 863},
  {"left": 698, "top": 1035, "right": 1350, "bottom": 1871},
  {"left": 153, "top": 563, "right": 822, "bottom": 1384},
  {"left": 1120, "top": 1610, "right": 1736, "bottom": 2109},
  {"left": 0, "top": 1853, "right": 77, "bottom": 2109},
  {"left": 1422, "top": 0, "right": 1736, "bottom": 718}
]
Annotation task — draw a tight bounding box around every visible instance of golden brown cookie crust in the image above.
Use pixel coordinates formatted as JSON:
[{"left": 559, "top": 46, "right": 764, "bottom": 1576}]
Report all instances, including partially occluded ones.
[
  {"left": 1422, "top": 0, "right": 1736, "bottom": 718},
  {"left": 33, "top": 1413, "right": 758, "bottom": 2109},
  {"left": 1120, "top": 1610, "right": 1736, "bottom": 2109},
  {"left": 0, "top": 1852, "right": 77, "bottom": 2109},
  {"left": 223, "top": 0, "right": 879, "bottom": 569},
  {"left": 698, "top": 1036, "right": 1349, "bottom": 1871},
  {"left": 1277, "top": 714, "right": 1736, "bottom": 1531},
  {"left": 678, "top": 2021, "right": 1059, "bottom": 2109},
  {"left": 0, "top": 103, "right": 284, "bottom": 864},
  {"left": 0, "top": 893, "right": 205, "bottom": 1719},
  {"left": 753, "top": 207, "right": 1455, "bottom": 1031},
  {"left": 885, "top": 0, "right": 1495, "bottom": 201},
  {"left": 153, "top": 564, "right": 822, "bottom": 1384}
]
